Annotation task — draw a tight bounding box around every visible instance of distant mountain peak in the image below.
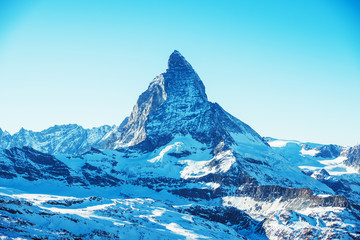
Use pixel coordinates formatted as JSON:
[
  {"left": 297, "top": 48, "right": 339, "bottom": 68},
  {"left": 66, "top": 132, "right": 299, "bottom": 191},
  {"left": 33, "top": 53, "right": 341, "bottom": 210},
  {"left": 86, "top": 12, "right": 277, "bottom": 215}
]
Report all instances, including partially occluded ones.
[
  {"left": 164, "top": 50, "right": 207, "bottom": 103},
  {"left": 167, "top": 50, "right": 193, "bottom": 71}
]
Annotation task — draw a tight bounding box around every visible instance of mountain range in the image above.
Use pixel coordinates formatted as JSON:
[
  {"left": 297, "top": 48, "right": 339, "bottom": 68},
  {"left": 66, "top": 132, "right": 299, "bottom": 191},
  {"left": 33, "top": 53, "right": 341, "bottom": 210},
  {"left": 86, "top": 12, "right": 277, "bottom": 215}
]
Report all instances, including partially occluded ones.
[
  {"left": 0, "top": 124, "right": 114, "bottom": 154},
  {"left": 0, "top": 51, "right": 359, "bottom": 240}
]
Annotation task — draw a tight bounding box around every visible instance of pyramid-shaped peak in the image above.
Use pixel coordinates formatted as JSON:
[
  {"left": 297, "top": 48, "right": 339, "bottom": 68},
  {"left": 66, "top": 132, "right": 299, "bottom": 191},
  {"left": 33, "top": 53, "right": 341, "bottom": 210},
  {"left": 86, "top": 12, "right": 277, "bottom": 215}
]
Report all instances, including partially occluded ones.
[
  {"left": 168, "top": 50, "right": 193, "bottom": 71},
  {"left": 107, "top": 49, "right": 266, "bottom": 151}
]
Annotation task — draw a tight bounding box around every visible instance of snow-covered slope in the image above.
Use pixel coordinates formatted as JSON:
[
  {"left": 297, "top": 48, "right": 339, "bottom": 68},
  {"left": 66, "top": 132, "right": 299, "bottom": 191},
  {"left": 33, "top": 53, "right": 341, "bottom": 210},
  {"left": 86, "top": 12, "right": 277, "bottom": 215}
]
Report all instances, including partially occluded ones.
[
  {"left": 0, "top": 51, "right": 359, "bottom": 239},
  {"left": 0, "top": 124, "right": 115, "bottom": 154},
  {"left": 1, "top": 140, "right": 358, "bottom": 239},
  {"left": 265, "top": 137, "right": 360, "bottom": 205}
]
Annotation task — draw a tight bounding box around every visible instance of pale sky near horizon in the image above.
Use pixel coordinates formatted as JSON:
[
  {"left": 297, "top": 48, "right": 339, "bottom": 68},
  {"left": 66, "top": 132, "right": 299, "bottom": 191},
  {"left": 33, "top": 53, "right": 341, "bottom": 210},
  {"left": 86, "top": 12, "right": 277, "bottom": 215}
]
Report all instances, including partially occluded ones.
[{"left": 0, "top": 0, "right": 359, "bottom": 146}]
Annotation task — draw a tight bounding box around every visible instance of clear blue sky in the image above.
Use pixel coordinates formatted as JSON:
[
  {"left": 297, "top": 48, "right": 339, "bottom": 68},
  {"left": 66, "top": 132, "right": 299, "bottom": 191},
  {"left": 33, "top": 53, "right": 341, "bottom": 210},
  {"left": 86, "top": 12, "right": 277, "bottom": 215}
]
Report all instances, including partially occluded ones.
[{"left": 0, "top": 0, "right": 359, "bottom": 146}]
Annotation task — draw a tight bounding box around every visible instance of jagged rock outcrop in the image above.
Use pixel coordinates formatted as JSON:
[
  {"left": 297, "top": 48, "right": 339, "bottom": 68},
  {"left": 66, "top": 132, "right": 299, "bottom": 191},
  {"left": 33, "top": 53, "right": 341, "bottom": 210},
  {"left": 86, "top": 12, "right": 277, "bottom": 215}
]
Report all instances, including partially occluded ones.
[
  {"left": 311, "top": 169, "right": 330, "bottom": 181},
  {"left": 314, "top": 144, "right": 343, "bottom": 158},
  {"left": 180, "top": 205, "right": 266, "bottom": 237},
  {"left": 238, "top": 184, "right": 349, "bottom": 208}
]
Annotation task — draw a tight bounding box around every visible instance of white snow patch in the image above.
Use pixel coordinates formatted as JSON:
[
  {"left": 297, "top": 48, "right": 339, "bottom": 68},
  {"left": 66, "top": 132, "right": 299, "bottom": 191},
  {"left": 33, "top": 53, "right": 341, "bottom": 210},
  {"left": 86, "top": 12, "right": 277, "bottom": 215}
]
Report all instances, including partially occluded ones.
[
  {"left": 180, "top": 150, "right": 235, "bottom": 179},
  {"left": 148, "top": 142, "right": 183, "bottom": 163},
  {"left": 164, "top": 223, "right": 209, "bottom": 240},
  {"left": 301, "top": 156, "right": 359, "bottom": 176},
  {"left": 182, "top": 215, "right": 194, "bottom": 222},
  {"left": 300, "top": 147, "right": 320, "bottom": 156},
  {"left": 205, "top": 182, "right": 220, "bottom": 190},
  {"left": 268, "top": 140, "right": 289, "bottom": 148},
  {"left": 319, "top": 156, "right": 347, "bottom": 166}
]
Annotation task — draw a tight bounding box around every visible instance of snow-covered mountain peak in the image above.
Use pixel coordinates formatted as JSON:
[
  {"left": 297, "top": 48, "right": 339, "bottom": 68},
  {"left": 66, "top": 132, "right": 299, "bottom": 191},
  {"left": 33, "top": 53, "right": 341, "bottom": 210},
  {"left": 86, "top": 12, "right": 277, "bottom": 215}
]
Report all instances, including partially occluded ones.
[
  {"left": 108, "top": 51, "right": 264, "bottom": 150},
  {"left": 18, "top": 127, "right": 28, "bottom": 133},
  {"left": 164, "top": 50, "right": 207, "bottom": 103},
  {"left": 0, "top": 128, "right": 10, "bottom": 136},
  {"left": 167, "top": 50, "right": 193, "bottom": 71},
  {"left": 344, "top": 144, "right": 360, "bottom": 172}
]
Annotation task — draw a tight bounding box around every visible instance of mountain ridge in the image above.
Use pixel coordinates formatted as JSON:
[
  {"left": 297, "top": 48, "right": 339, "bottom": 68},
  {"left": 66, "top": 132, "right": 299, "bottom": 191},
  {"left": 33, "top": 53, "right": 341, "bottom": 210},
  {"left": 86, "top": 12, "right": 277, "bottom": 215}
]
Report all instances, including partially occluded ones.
[
  {"left": 0, "top": 124, "right": 115, "bottom": 154},
  {"left": 0, "top": 50, "right": 359, "bottom": 239}
]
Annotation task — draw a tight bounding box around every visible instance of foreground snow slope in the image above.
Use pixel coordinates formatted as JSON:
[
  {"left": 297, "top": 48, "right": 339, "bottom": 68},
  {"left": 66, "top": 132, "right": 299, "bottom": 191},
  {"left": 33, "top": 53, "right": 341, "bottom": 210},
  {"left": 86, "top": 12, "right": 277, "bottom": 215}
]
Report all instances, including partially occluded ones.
[
  {"left": 0, "top": 187, "right": 249, "bottom": 240},
  {"left": 1, "top": 135, "right": 358, "bottom": 239}
]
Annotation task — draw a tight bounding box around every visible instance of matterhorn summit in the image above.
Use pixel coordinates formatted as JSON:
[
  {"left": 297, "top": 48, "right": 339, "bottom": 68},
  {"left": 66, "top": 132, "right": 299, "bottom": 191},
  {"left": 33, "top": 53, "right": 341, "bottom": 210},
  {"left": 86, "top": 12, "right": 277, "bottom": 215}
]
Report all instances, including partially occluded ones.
[{"left": 107, "top": 50, "right": 265, "bottom": 151}]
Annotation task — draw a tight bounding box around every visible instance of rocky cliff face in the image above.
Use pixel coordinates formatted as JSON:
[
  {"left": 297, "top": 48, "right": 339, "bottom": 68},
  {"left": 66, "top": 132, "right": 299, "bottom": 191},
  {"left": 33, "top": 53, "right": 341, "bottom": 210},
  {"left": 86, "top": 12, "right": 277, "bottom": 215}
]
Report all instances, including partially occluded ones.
[
  {"left": 238, "top": 184, "right": 349, "bottom": 208},
  {"left": 314, "top": 144, "right": 343, "bottom": 158}
]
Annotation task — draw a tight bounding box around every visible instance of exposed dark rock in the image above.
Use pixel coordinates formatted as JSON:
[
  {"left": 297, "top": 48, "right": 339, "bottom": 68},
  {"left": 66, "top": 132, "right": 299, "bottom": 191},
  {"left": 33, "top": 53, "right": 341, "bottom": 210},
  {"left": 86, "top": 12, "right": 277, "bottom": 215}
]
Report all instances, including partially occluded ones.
[
  {"left": 319, "top": 178, "right": 351, "bottom": 194},
  {"left": 310, "top": 195, "right": 349, "bottom": 208},
  {"left": 0, "top": 147, "right": 124, "bottom": 187},
  {"left": 82, "top": 171, "right": 122, "bottom": 187},
  {"left": 239, "top": 185, "right": 313, "bottom": 201},
  {"left": 167, "top": 150, "right": 192, "bottom": 158},
  {"left": 171, "top": 188, "right": 218, "bottom": 201},
  {"left": 82, "top": 147, "right": 105, "bottom": 155},
  {"left": 180, "top": 205, "right": 266, "bottom": 237},
  {"left": 244, "top": 158, "right": 271, "bottom": 167},
  {"left": 311, "top": 169, "right": 330, "bottom": 181},
  {"left": 1, "top": 147, "right": 71, "bottom": 182},
  {"left": 238, "top": 184, "right": 350, "bottom": 208},
  {"left": 132, "top": 177, "right": 188, "bottom": 191}
]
